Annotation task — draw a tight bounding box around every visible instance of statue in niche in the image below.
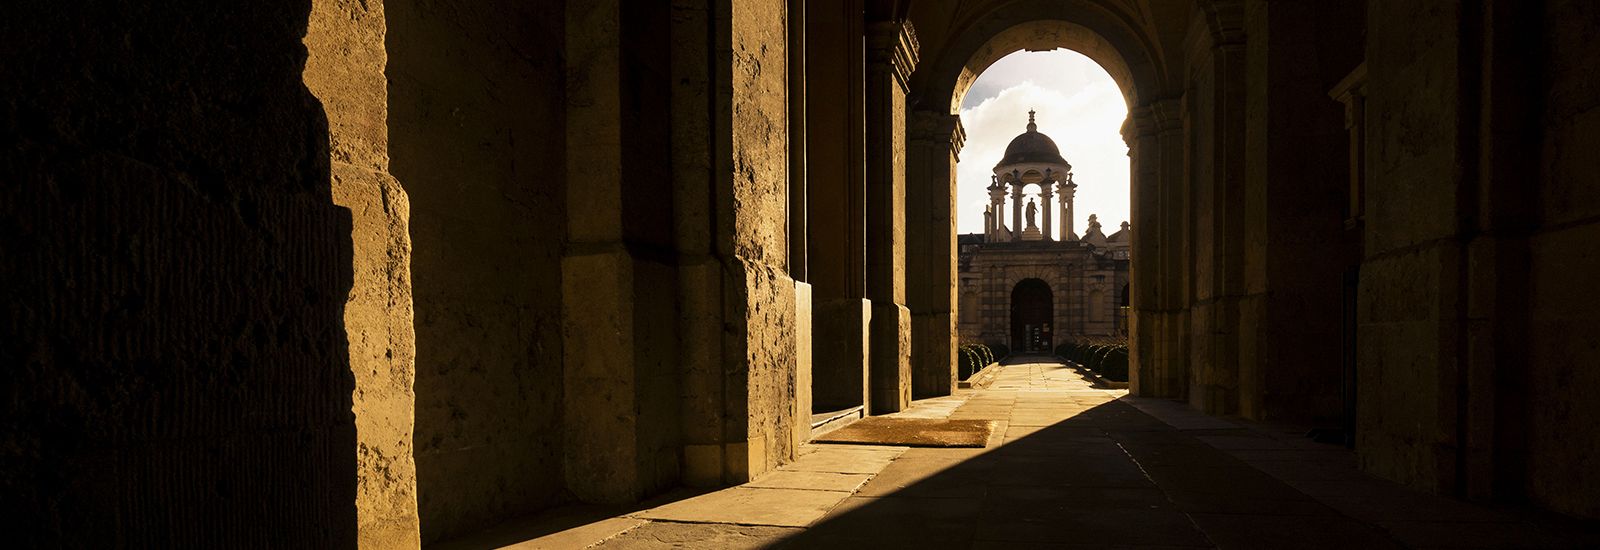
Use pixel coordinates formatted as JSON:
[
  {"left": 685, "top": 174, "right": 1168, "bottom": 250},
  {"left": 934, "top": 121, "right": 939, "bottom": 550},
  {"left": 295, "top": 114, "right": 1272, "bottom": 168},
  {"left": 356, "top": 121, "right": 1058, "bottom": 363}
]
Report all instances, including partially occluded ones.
[{"left": 1025, "top": 198, "right": 1038, "bottom": 230}]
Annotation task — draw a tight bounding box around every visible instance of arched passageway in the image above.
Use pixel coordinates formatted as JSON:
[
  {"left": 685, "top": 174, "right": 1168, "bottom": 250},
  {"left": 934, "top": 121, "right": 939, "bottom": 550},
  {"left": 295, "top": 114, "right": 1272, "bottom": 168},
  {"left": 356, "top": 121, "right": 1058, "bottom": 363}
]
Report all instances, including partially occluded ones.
[
  {"left": 10, "top": 2, "right": 1600, "bottom": 546},
  {"left": 1009, "top": 278, "right": 1054, "bottom": 352}
]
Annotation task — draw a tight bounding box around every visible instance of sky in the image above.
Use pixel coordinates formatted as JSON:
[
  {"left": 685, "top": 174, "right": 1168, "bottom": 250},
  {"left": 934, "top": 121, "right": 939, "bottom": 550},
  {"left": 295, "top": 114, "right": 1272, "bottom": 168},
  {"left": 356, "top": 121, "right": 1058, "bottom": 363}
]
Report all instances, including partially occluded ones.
[{"left": 956, "top": 49, "right": 1130, "bottom": 236}]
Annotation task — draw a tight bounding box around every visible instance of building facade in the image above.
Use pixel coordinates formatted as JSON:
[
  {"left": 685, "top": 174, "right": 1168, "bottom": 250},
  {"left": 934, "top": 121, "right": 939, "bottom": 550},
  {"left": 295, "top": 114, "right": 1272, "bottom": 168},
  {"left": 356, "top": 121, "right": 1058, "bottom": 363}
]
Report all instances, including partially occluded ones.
[{"left": 958, "top": 113, "right": 1130, "bottom": 351}]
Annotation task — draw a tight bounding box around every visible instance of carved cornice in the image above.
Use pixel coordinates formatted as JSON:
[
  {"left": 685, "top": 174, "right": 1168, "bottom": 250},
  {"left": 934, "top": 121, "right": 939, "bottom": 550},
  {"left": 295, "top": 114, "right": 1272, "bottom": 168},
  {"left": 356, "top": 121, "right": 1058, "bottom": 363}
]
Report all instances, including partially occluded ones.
[
  {"left": 909, "top": 110, "right": 965, "bottom": 157},
  {"left": 1149, "top": 97, "right": 1183, "bottom": 133},
  {"left": 1329, "top": 62, "right": 1369, "bottom": 129},
  {"left": 1124, "top": 97, "right": 1182, "bottom": 141},
  {"left": 868, "top": 20, "right": 920, "bottom": 92},
  {"left": 1200, "top": 0, "right": 1245, "bottom": 49}
]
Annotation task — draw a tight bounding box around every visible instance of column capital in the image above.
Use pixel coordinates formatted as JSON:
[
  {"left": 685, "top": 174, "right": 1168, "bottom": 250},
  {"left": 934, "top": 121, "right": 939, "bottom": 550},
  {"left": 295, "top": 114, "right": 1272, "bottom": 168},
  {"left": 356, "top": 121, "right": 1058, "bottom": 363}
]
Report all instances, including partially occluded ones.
[
  {"left": 867, "top": 20, "right": 919, "bottom": 92},
  {"left": 909, "top": 110, "right": 965, "bottom": 158},
  {"left": 1057, "top": 181, "right": 1077, "bottom": 198},
  {"left": 1329, "top": 62, "right": 1368, "bottom": 129},
  {"left": 1200, "top": 0, "right": 1245, "bottom": 49},
  {"left": 1124, "top": 97, "right": 1182, "bottom": 141}
]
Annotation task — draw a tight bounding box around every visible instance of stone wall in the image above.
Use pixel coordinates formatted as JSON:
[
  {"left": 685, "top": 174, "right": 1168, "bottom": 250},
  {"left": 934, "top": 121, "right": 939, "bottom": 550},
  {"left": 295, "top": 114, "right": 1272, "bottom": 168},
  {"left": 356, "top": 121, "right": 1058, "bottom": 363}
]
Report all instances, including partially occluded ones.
[
  {"left": 1523, "top": 0, "right": 1600, "bottom": 519},
  {"left": 1357, "top": 0, "right": 1469, "bottom": 495},
  {"left": 2, "top": 3, "right": 359, "bottom": 545},
  {"left": 388, "top": 0, "right": 569, "bottom": 540},
  {"left": 1238, "top": 0, "right": 1363, "bottom": 424},
  {"left": 563, "top": 0, "right": 680, "bottom": 504}
]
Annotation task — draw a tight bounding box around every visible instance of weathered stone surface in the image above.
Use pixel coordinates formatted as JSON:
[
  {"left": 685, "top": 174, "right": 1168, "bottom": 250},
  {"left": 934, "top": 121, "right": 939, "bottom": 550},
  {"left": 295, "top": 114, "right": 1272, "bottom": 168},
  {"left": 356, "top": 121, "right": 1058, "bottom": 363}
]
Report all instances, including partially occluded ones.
[
  {"left": 744, "top": 470, "right": 872, "bottom": 493},
  {"left": 632, "top": 487, "right": 851, "bottom": 527},
  {"left": 1522, "top": 0, "right": 1600, "bottom": 520},
  {"left": 305, "top": 0, "right": 421, "bottom": 546},
  {"left": 813, "top": 299, "right": 872, "bottom": 413},
  {"left": 388, "top": 0, "right": 571, "bottom": 540},
  {"left": 782, "top": 445, "right": 907, "bottom": 475},
  {"left": 592, "top": 522, "right": 801, "bottom": 550},
  {"left": 869, "top": 302, "right": 913, "bottom": 414},
  {"left": 3, "top": 2, "right": 360, "bottom": 546},
  {"left": 793, "top": 282, "right": 815, "bottom": 450}
]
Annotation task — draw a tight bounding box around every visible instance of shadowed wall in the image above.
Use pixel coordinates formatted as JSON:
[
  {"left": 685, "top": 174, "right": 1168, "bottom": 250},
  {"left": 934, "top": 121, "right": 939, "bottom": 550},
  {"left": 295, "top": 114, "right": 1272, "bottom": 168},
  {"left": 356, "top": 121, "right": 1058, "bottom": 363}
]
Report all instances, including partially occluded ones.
[
  {"left": 1, "top": 2, "right": 357, "bottom": 545},
  {"left": 386, "top": 0, "right": 569, "bottom": 542}
]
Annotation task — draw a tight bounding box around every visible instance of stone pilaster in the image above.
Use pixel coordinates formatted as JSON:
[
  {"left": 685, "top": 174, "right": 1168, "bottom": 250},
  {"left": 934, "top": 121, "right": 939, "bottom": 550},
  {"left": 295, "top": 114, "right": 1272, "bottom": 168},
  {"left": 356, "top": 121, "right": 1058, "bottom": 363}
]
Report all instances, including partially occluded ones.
[
  {"left": 908, "top": 110, "right": 963, "bottom": 399},
  {"left": 988, "top": 180, "right": 1008, "bottom": 242},
  {"left": 864, "top": 19, "right": 917, "bottom": 414}
]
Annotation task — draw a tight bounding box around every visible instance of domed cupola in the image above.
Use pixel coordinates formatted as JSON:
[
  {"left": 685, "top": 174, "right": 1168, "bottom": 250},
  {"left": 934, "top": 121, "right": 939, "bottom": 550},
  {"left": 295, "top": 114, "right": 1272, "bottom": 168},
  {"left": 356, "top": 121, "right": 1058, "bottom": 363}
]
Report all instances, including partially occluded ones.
[
  {"left": 994, "top": 110, "right": 1069, "bottom": 170},
  {"left": 987, "top": 110, "right": 1078, "bottom": 244}
]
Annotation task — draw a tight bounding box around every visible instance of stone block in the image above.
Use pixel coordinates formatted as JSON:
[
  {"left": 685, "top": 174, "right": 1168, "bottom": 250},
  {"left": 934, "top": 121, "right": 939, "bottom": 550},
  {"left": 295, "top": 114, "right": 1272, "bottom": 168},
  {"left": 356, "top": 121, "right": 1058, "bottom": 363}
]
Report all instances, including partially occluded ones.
[
  {"left": 870, "top": 302, "right": 913, "bottom": 414},
  {"left": 793, "top": 282, "right": 814, "bottom": 449}
]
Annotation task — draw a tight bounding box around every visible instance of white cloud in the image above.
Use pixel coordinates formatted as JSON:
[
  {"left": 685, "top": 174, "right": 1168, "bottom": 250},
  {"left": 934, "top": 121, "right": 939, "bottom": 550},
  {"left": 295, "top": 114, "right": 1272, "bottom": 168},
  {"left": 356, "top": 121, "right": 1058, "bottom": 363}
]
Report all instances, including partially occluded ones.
[{"left": 955, "top": 50, "right": 1130, "bottom": 237}]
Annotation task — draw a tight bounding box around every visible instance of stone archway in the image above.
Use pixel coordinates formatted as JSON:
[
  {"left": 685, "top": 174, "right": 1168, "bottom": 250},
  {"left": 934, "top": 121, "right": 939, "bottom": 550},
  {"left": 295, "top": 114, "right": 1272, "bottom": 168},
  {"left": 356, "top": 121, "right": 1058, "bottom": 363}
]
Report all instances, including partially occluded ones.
[
  {"left": 1010, "top": 278, "right": 1054, "bottom": 352},
  {"left": 906, "top": 1, "right": 1186, "bottom": 402}
]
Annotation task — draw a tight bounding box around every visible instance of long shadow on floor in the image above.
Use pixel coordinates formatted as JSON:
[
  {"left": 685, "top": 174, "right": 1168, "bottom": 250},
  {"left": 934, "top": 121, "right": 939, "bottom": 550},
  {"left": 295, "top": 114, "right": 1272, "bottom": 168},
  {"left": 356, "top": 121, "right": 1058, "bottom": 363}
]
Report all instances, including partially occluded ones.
[{"left": 766, "top": 395, "right": 1596, "bottom": 549}]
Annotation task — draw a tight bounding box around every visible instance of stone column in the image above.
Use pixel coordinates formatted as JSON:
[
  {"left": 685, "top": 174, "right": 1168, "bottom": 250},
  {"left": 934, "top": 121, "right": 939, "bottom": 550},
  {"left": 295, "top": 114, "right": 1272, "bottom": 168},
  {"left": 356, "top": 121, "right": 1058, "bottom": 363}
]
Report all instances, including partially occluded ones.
[
  {"left": 1058, "top": 179, "right": 1076, "bottom": 241},
  {"left": 1127, "top": 97, "right": 1186, "bottom": 400},
  {"left": 564, "top": 0, "right": 683, "bottom": 503},
  {"left": 863, "top": 19, "right": 917, "bottom": 414},
  {"left": 1011, "top": 181, "right": 1024, "bottom": 242},
  {"left": 988, "top": 180, "right": 1007, "bottom": 242},
  {"left": 1157, "top": 99, "right": 1188, "bottom": 399},
  {"left": 803, "top": 0, "right": 870, "bottom": 425},
  {"left": 1193, "top": 0, "right": 1247, "bottom": 416},
  {"left": 1039, "top": 184, "right": 1055, "bottom": 241},
  {"left": 907, "top": 110, "right": 963, "bottom": 400}
]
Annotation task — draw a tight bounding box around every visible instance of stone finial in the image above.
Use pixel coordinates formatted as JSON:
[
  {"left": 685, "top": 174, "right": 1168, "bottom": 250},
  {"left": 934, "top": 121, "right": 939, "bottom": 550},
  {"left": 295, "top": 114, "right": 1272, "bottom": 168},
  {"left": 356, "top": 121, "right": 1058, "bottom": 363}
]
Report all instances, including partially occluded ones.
[
  {"left": 1121, "top": 221, "right": 1131, "bottom": 231},
  {"left": 1083, "top": 214, "right": 1108, "bottom": 247},
  {"left": 1026, "top": 109, "right": 1037, "bottom": 132}
]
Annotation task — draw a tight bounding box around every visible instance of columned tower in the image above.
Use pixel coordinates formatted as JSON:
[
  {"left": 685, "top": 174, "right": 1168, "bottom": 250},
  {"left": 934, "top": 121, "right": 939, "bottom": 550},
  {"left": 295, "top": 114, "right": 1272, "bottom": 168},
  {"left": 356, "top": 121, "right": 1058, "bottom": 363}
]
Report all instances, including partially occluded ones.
[{"left": 992, "top": 110, "right": 1073, "bottom": 242}]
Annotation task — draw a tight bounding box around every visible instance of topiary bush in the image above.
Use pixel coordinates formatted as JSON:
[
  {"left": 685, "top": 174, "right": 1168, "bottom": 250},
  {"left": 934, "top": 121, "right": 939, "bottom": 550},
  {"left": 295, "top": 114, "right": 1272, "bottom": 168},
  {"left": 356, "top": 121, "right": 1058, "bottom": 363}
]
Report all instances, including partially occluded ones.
[
  {"left": 988, "top": 343, "right": 1010, "bottom": 361},
  {"left": 1100, "top": 348, "right": 1129, "bottom": 382},
  {"left": 958, "top": 343, "right": 997, "bottom": 380},
  {"left": 958, "top": 345, "right": 978, "bottom": 380},
  {"left": 1052, "top": 336, "right": 1130, "bottom": 382}
]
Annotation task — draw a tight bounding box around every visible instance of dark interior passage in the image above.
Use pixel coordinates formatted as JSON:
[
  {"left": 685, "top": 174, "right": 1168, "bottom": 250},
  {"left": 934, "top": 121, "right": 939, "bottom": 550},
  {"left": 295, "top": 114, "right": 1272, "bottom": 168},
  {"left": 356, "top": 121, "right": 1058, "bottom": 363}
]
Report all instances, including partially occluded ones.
[{"left": 1010, "top": 278, "right": 1053, "bottom": 352}]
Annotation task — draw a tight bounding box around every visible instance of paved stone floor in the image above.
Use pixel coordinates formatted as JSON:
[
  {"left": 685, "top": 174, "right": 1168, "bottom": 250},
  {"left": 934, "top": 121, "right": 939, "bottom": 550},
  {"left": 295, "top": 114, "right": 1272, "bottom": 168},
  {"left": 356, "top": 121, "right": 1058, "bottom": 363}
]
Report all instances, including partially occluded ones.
[{"left": 438, "top": 357, "right": 1600, "bottom": 549}]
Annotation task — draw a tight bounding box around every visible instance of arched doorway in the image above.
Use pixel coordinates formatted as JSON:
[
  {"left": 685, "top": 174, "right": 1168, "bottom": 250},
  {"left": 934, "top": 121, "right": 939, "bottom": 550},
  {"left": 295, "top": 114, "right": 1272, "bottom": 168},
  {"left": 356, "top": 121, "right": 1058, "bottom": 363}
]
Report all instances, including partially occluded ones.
[{"left": 1010, "top": 278, "right": 1054, "bottom": 352}]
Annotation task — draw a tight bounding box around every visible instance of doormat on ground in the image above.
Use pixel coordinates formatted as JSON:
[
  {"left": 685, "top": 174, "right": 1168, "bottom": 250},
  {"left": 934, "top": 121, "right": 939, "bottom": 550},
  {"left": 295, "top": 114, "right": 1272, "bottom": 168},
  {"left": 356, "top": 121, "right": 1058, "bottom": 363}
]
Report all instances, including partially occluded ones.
[{"left": 812, "top": 417, "right": 994, "bottom": 448}]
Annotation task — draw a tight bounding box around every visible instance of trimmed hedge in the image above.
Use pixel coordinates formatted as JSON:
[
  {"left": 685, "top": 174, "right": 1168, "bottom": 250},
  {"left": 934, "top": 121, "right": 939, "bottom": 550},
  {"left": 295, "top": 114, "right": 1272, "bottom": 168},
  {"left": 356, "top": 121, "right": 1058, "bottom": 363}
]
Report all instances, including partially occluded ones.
[
  {"left": 987, "top": 343, "right": 1010, "bottom": 362},
  {"left": 1054, "top": 336, "right": 1129, "bottom": 382},
  {"left": 958, "top": 343, "right": 990, "bottom": 380}
]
